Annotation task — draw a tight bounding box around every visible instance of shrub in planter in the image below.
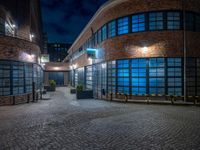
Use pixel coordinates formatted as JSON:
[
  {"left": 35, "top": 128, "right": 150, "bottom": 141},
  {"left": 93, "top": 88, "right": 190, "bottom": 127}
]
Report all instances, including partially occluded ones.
[
  {"left": 76, "top": 84, "right": 93, "bottom": 99},
  {"left": 50, "top": 80, "right": 56, "bottom": 87},
  {"left": 76, "top": 84, "right": 83, "bottom": 93},
  {"left": 47, "top": 80, "right": 56, "bottom": 91}
]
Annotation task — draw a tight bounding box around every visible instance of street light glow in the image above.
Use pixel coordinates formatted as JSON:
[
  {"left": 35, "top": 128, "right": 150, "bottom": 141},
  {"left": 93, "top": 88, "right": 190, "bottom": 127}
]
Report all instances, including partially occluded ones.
[{"left": 142, "top": 46, "right": 148, "bottom": 52}]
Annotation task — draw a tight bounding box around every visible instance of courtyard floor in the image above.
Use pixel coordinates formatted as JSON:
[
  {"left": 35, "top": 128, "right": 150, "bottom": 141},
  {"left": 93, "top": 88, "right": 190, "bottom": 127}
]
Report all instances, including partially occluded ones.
[{"left": 0, "top": 87, "right": 200, "bottom": 150}]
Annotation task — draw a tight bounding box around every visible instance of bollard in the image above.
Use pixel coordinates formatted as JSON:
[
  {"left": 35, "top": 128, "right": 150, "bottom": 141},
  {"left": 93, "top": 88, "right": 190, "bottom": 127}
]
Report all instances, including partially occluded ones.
[
  {"left": 32, "top": 82, "right": 35, "bottom": 102},
  {"left": 124, "top": 94, "right": 128, "bottom": 102},
  {"left": 146, "top": 94, "right": 150, "bottom": 104},
  {"left": 40, "top": 90, "right": 42, "bottom": 100},
  {"left": 12, "top": 96, "right": 15, "bottom": 105},
  {"left": 170, "top": 95, "right": 174, "bottom": 105},
  {"left": 194, "top": 96, "right": 198, "bottom": 105},
  {"left": 27, "top": 94, "right": 30, "bottom": 103},
  {"left": 110, "top": 93, "right": 113, "bottom": 101}
]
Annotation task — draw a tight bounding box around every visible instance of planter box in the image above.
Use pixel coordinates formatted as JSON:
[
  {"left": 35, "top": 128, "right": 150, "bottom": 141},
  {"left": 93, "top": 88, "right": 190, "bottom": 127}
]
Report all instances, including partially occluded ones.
[
  {"left": 76, "top": 90, "right": 93, "bottom": 99},
  {"left": 70, "top": 88, "right": 76, "bottom": 94},
  {"left": 44, "top": 86, "right": 56, "bottom": 92}
]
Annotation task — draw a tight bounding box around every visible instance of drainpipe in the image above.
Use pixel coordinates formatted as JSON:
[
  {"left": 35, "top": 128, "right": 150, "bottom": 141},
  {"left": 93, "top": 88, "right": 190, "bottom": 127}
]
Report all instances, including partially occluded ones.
[{"left": 183, "top": 0, "right": 187, "bottom": 102}]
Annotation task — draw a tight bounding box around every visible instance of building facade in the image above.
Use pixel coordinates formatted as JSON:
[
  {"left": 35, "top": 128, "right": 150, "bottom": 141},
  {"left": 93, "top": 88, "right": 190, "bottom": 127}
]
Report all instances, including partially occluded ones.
[
  {"left": 0, "top": 0, "right": 43, "bottom": 105},
  {"left": 44, "top": 43, "right": 71, "bottom": 86},
  {"left": 44, "top": 62, "right": 70, "bottom": 87},
  {"left": 48, "top": 43, "right": 71, "bottom": 62},
  {"left": 65, "top": 0, "right": 200, "bottom": 100}
]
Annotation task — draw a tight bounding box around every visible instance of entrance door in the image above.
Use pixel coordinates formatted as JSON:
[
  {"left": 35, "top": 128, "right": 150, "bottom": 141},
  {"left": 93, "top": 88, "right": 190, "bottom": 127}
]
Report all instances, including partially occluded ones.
[
  {"left": 49, "top": 72, "right": 64, "bottom": 86},
  {"left": 93, "top": 63, "right": 107, "bottom": 99}
]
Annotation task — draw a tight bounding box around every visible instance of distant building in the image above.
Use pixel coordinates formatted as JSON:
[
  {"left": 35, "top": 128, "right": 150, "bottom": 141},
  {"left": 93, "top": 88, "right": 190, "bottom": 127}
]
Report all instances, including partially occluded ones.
[
  {"left": 47, "top": 43, "right": 71, "bottom": 62},
  {"left": 43, "top": 32, "right": 48, "bottom": 54},
  {"left": 43, "top": 43, "right": 71, "bottom": 87}
]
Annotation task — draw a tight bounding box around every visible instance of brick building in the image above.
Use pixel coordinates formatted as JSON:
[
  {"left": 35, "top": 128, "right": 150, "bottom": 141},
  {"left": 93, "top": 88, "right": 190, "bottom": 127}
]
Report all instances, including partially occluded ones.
[
  {"left": 47, "top": 43, "right": 71, "bottom": 62},
  {"left": 42, "top": 43, "right": 71, "bottom": 86},
  {"left": 64, "top": 0, "right": 200, "bottom": 100},
  {"left": 0, "top": 0, "right": 43, "bottom": 105}
]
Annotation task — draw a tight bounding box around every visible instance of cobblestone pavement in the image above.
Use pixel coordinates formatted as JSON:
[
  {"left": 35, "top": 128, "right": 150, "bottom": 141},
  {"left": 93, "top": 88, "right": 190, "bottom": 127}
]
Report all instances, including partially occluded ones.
[{"left": 0, "top": 87, "right": 200, "bottom": 150}]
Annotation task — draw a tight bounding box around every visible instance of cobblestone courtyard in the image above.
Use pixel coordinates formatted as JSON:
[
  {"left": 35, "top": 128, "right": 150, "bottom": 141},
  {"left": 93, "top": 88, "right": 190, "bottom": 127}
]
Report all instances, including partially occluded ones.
[{"left": 0, "top": 87, "right": 200, "bottom": 150}]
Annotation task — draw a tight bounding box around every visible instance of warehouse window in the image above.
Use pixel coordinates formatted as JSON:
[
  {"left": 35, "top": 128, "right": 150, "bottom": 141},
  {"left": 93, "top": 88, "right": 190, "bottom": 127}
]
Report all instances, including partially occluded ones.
[
  {"left": 186, "top": 58, "right": 196, "bottom": 96},
  {"left": 0, "top": 18, "right": 5, "bottom": 35},
  {"left": 132, "top": 14, "right": 145, "bottom": 32},
  {"left": 167, "top": 58, "right": 182, "bottom": 96},
  {"left": 167, "top": 12, "right": 181, "bottom": 30},
  {"left": 186, "top": 12, "right": 195, "bottom": 31},
  {"left": 102, "top": 25, "right": 107, "bottom": 41},
  {"left": 13, "top": 62, "right": 24, "bottom": 95},
  {"left": 108, "top": 20, "right": 116, "bottom": 38},
  {"left": 118, "top": 17, "right": 129, "bottom": 35},
  {"left": 86, "top": 66, "right": 93, "bottom": 90},
  {"left": 149, "top": 12, "right": 164, "bottom": 30},
  {"left": 94, "top": 32, "right": 98, "bottom": 45},
  {"left": 98, "top": 29, "right": 102, "bottom": 44},
  {"left": 196, "top": 15, "right": 200, "bottom": 31},
  {"left": 197, "top": 59, "right": 200, "bottom": 96},
  {"left": 149, "top": 58, "right": 165, "bottom": 95},
  {"left": 131, "top": 59, "right": 147, "bottom": 95},
  {"left": 108, "top": 61, "right": 116, "bottom": 94},
  {"left": 25, "top": 63, "right": 33, "bottom": 93},
  {"left": 0, "top": 61, "right": 43, "bottom": 96},
  {"left": 0, "top": 61, "right": 11, "bottom": 96},
  {"left": 117, "top": 60, "right": 130, "bottom": 94}
]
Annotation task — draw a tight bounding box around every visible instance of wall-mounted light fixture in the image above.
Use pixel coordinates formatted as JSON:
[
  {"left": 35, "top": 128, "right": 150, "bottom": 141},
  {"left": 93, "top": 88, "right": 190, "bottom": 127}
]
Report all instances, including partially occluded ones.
[
  {"left": 142, "top": 46, "right": 148, "bottom": 53},
  {"left": 30, "top": 34, "right": 35, "bottom": 41},
  {"left": 54, "top": 67, "right": 59, "bottom": 70},
  {"left": 12, "top": 24, "right": 16, "bottom": 28},
  {"left": 88, "top": 57, "right": 93, "bottom": 64}
]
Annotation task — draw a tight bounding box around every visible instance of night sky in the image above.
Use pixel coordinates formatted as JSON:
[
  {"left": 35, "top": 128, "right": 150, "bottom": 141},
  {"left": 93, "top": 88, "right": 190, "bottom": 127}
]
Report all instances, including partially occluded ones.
[{"left": 41, "top": 0, "right": 108, "bottom": 44}]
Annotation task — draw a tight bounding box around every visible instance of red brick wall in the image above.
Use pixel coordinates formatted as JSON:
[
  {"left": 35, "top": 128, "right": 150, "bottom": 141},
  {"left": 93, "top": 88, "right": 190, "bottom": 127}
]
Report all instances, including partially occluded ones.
[
  {"left": 44, "top": 62, "right": 70, "bottom": 71},
  {"left": 0, "top": 93, "right": 38, "bottom": 106},
  {"left": 0, "top": 36, "right": 41, "bottom": 63}
]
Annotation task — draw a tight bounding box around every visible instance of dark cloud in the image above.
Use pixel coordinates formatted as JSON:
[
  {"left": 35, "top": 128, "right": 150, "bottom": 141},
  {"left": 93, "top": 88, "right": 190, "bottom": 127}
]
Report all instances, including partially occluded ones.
[{"left": 41, "top": 0, "right": 108, "bottom": 43}]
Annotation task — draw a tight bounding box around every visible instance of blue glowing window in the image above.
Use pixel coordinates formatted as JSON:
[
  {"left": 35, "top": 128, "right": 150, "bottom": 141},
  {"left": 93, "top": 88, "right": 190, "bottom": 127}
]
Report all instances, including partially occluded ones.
[
  {"left": 168, "top": 88, "right": 182, "bottom": 96},
  {"left": 150, "top": 78, "right": 165, "bottom": 87},
  {"left": 168, "top": 68, "right": 182, "bottom": 77},
  {"left": 117, "top": 60, "right": 129, "bottom": 68},
  {"left": 118, "top": 86, "right": 129, "bottom": 94},
  {"left": 149, "top": 58, "right": 164, "bottom": 67},
  {"left": 149, "top": 68, "right": 165, "bottom": 77},
  {"left": 131, "top": 59, "right": 146, "bottom": 67},
  {"left": 132, "top": 87, "right": 146, "bottom": 95},
  {"left": 118, "top": 17, "right": 129, "bottom": 35},
  {"left": 132, "top": 14, "right": 145, "bottom": 32},
  {"left": 118, "top": 78, "right": 129, "bottom": 86},
  {"left": 108, "top": 21, "right": 116, "bottom": 38},
  {"left": 98, "top": 29, "right": 102, "bottom": 44},
  {"left": 167, "top": 12, "right": 180, "bottom": 30},
  {"left": 167, "top": 58, "right": 181, "bottom": 67},
  {"left": 132, "top": 68, "right": 146, "bottom": 77},
  {"left": 168, "top": 78, "right": 182, "bottom": 86},
  {"left": 149, "top": 12, "right": 164, "bottom": 30},
  {"left": 94, "top": 32, "right": 98, "bottom": 45},
  {"left": 132, "top": 78, "right": 146, "bottom": 86},
  {"left": 102, "top": 25, "right": 107, "bottom": 41},
  {"left": 118, "top": 69, "right": 129, "bottom": 77},
  {"left": 150, "top": 87, "right": 165, "bottom": 95}
]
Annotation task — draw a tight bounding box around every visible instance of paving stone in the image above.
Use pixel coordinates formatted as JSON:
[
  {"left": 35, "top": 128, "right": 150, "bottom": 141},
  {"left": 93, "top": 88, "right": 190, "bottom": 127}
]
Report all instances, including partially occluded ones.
[{"left": 0, "top": 87, "right": 200, "bottom": 150}]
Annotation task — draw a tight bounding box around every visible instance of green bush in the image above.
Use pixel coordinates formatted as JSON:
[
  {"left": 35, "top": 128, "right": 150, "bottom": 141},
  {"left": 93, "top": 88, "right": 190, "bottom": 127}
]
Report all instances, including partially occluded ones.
[
  {"left": 49, "top": 80, "right": 56, "bottom": 87},
  {"left": 76, "top": 84, "right": 83, "bottom": 92}
]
